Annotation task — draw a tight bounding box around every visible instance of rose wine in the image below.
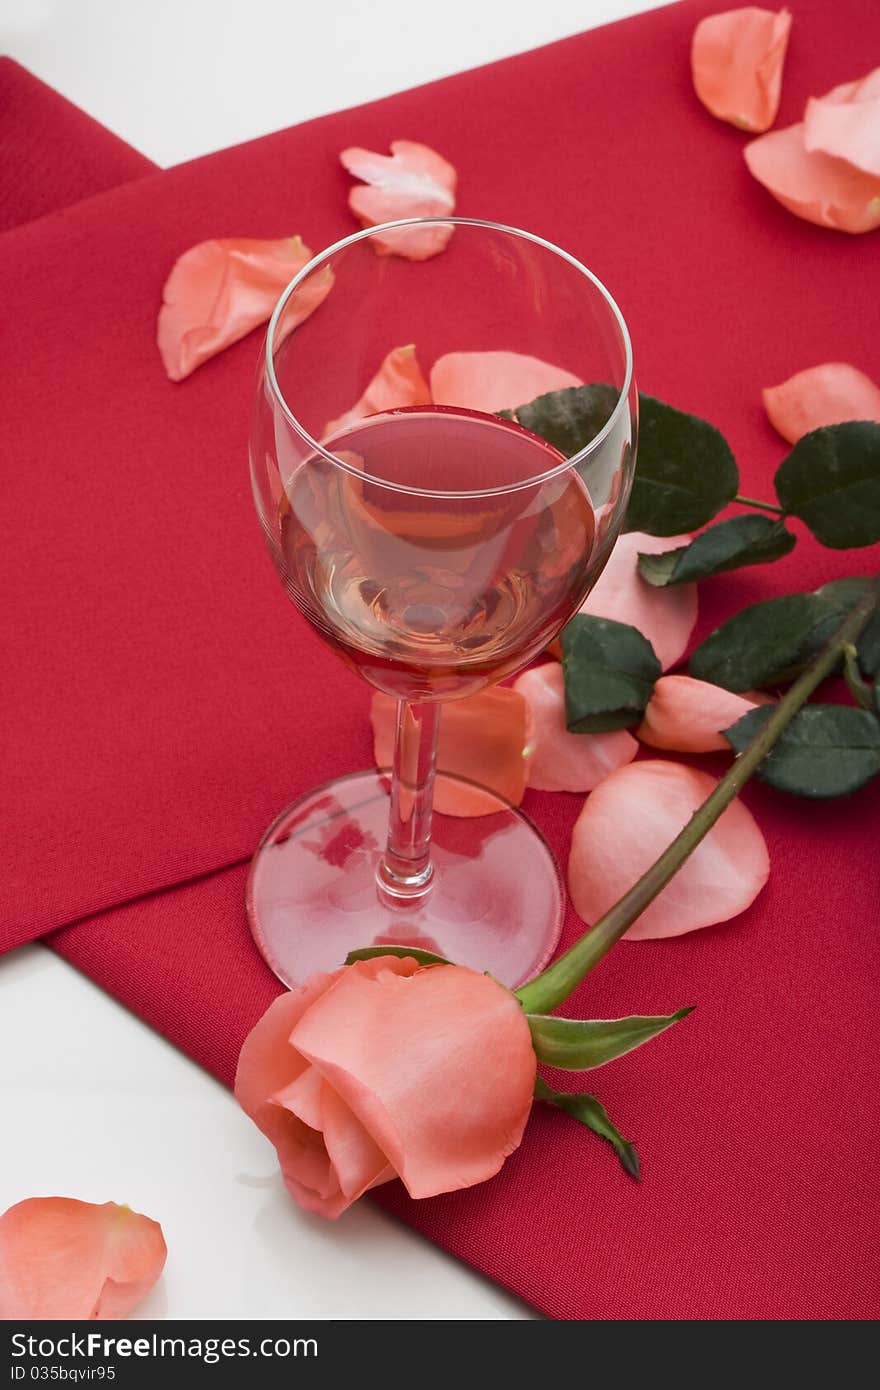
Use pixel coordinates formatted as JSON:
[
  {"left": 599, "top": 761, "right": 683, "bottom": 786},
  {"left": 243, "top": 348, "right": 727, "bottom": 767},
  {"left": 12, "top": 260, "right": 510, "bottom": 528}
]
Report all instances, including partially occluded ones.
[{"left": 271, "top": 406, "right": 600, "bottom": 699}]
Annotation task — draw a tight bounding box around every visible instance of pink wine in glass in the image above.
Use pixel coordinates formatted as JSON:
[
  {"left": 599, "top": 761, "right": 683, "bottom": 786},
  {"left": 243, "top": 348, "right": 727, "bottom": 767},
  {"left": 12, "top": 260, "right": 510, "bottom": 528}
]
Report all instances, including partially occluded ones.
[
  {"left": 247, "top": 219, "right": 635, "bottom": 991},
  {"left": 272, "top": 405, "right": 600, "bottom": 699}
]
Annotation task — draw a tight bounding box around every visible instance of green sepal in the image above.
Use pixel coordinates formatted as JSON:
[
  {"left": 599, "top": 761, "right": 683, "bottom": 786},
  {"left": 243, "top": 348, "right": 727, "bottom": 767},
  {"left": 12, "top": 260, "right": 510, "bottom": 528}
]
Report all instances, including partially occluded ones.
[
  {"left": 527, "top": 1008, "right": 693, "bottom": 1070},
  {"left": 345, "top": 945, "right": 452, "bottom": 967},
  {"left": 535, "top": 1077, "right": 640, "bottom": 1180}
]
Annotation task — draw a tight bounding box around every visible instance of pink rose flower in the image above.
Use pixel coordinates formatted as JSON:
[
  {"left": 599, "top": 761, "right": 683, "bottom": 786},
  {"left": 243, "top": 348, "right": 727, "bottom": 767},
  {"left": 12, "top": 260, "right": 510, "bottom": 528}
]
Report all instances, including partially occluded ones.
[{"left": 235, "top": 956, "right": 536, "bottom": 1218}]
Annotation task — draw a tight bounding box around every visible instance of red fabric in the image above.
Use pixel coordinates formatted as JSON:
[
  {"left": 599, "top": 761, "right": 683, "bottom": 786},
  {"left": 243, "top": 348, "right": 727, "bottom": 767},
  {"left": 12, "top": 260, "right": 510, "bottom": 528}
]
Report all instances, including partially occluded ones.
[
  {"left": 0, "top": 59, "right": 153, "bottom": 230},
  {"left": 4, "top": 0, "right": 880, "bottom": 1317}
]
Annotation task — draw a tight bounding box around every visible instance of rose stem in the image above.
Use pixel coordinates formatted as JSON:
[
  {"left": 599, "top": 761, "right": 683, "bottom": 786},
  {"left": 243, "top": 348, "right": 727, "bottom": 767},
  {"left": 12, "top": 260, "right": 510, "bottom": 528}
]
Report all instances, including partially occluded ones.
[
  {"left": 516, "top": 578, "right": 880, "bottom": 1016},
  {"left": 733, "top": 494, "right": 785, "bottom": 515}
]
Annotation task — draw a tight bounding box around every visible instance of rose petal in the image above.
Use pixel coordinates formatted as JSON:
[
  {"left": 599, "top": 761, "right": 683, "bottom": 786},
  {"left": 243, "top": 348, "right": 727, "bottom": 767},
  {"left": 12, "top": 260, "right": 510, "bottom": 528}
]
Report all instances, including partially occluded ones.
[
  {"left": 273, "top": 1065, "right": 325, "bottom": 1130},
  {"left": 568, "top": 760, "right": 770, "bottom": 939},
  {"left": 575, "top": 532, "right": 698, "bottom": 671},
  {"left": 340, "top": 140, "right": 457, "bottom": 260},
  {"left": 235, "top": 972, "right": 339, "bottom": 1151},
  {"left": 813, "top": 70, "right": 880, "bottom": 110},
  {"left": 371, "top": 687, "right": 527, "bottom": 816},
  {"left": 0, "top": 1198, "right": 166, "bottom": 1320},
  {"left": 637, "top": 675, "right": 773, "bottom": 752},
  {"left": 236, "top": 962, "right": 425, "bottom": 1217},
  {"left": 691, "top": 6, "right": 792, "bottom": 133},
  {"left": 319, "top": 1084, "right": 395, "bottom": 1200},
  {"left": 744, "top": 122, "right": 880, "bottom": 234},
  {"left": 270, "top": 1069, "right": 388, "bottom": 1206},
  {"left": 235, "top": 973, "right": 351, "bottom": 1217},
  {"left": 158, "top": 235, "right": 330, "bottom": 381},
  {"left": 290, "top": 958, "right": 536, "bottom": 1199},
  {"left": 803, "top": 67, "right": 880, "bottom": 177},
  {"left": 324, "top": 344, "right": 431, "bottom": 437},
  {"left": 513, "top": 662, "right": 638, "bottom": 791},
  {"left": 430, "top": 351, "right": 582, "bottom": 416},
  {"left": 763, "top": 362, "right": 880, "bottom": 443}
]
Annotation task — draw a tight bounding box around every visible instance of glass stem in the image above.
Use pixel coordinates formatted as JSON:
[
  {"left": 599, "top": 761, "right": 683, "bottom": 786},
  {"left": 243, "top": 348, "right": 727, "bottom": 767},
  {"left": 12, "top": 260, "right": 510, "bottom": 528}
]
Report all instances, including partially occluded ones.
[{"left": 377, "top": 700, "right": 440, "bottom": 903}]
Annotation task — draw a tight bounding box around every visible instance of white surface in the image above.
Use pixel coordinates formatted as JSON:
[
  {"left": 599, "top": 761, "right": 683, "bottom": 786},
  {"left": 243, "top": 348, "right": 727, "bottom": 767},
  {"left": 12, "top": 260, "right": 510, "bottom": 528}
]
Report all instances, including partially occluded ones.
[
  {"left": 0, "top": 946, "right": 528, "bottom": 1319},
  {"left": 4, "top": 0, "right": 666, "bottom": 166},
  {"left": 1, "top": 0, "right": 672, "bottom": 1321}
]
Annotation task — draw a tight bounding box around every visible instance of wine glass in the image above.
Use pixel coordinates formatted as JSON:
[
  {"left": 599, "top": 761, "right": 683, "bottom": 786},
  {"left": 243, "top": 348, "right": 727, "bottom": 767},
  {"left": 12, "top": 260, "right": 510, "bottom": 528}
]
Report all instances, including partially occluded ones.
[{"left": 248, "top": 218, "right": 636, "bottom": 988}]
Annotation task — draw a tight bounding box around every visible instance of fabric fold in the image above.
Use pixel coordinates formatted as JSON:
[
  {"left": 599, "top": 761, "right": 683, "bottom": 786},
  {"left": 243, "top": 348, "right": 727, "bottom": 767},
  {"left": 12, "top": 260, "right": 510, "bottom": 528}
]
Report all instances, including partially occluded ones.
[{"left": 0, "top": 58, "right": 153, "bottom": 230}]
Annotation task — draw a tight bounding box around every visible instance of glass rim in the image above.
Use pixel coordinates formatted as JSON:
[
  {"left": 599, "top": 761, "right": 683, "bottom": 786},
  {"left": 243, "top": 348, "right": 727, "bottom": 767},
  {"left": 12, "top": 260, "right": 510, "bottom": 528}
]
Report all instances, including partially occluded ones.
[{"left": 264, "top": 216, "right": 634, "bottom": 500}]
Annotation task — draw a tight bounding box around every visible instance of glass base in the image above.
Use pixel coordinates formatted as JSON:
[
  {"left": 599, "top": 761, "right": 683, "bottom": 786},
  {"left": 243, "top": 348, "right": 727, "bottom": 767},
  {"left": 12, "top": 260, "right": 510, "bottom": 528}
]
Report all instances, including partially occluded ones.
[{"left": 246, "top": 769, "right": 563, "bottom": 990}]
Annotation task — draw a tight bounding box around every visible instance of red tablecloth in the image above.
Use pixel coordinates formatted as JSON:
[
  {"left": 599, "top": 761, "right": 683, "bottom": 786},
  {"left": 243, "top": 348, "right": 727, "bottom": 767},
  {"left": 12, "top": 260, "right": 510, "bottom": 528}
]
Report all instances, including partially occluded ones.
[
  {"left": 0, "top": 58, "right": 152, "bottom": 228},
  {"left": 3, "top": 2, "right": 879, "bottom": 1318}
]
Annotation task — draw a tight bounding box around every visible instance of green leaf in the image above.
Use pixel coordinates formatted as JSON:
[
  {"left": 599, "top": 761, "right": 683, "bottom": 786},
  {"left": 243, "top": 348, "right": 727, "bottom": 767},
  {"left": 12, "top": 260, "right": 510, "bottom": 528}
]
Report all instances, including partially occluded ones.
[
  {"left": 787, "top": 579, "right": 880, "bottom": 678},
  {"left": 561, "top": 614, "right": 662, "bottom": 732},
  {"left": 527, "top": 1008, "right": 693, "bottom": 1070},
  {"left": 724, "top": 703, "right": 880, "bottom": 798},
  {"left": 501, "top": 383, "right": 619, "bottom": 457},
  {"left": 689, "top": 592, "right": 816, "bottom": 691},
  {"left": 502, "top": 386, "right": 737, "bottom": 535},
  {"left": 637, "top": 514, "right": 796, "bottom": 587},
  {"left": 689, "top": 577, "right": 878, "bottom": 692},
  {"left": 797, "top": 577, "right": 876, "bottom": 653},
  {"left": 345, "top": 945, "right": 451, "bottom": 967},
  {"left": 774, "top": 422, "right": 880, "bottom": 549},
  {"left": 624, "top": 393, "right": 739, "bottom": 535},
  {"left": 535, "top": 1077, "right": 640, "bottom": 1180}
]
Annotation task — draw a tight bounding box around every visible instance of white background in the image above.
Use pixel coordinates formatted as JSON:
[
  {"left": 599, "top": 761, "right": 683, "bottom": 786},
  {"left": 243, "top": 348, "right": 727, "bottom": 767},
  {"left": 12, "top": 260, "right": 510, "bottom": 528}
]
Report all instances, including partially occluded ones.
[{"left": 1, "top": 0, "right": 671, "bottom": 1320}]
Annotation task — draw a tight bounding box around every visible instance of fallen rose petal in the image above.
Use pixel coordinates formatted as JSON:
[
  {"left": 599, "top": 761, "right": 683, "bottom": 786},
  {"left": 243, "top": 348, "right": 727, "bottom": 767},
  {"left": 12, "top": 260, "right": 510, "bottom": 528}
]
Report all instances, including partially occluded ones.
[
  {"left": 568, "top": 760, "right": 769, "bottom": 939},
  {"left": 371, "top": 688, "right": 527, "bottom": 816},
  {"left": 803, "top": 67, "right": 880, "bottom": 177},
  {"left": 0, "top": 1198, "right": 166, "bottom": 1320},
  {"left": 289, "top": 958, "right": 536, "bottom": 1199},
  {"left": 744, "top": 122, "right": 880, "bottom": 235},
  {"left": 340, "top": 141, "right": 457, "bottom": 260},
  {"left": 430, "top": 351, "right": 582, "bottom": 416},
  {"left": 158, "top": 235, "right": 330, "bottom": 380},
  {"left": 324, "top": 345, "right": 432, "bottom": 437},
  {"left": 763, "top": 362, "right": 880, "bottom": 443},
  {"left": 691, "top": 6, "right": 792, "bottom": 132},
  {"left": 513, "top": 662, "right": 638, "bottom": 791},
  {"left": 235, "top": 966, "right": 398, "bottom": 1217},
  {"left": 575, "top": 532, "right": 698, "bottom": 671},
  {"left": 637, "top": 675, "right": 773, "bottom": 752}
]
